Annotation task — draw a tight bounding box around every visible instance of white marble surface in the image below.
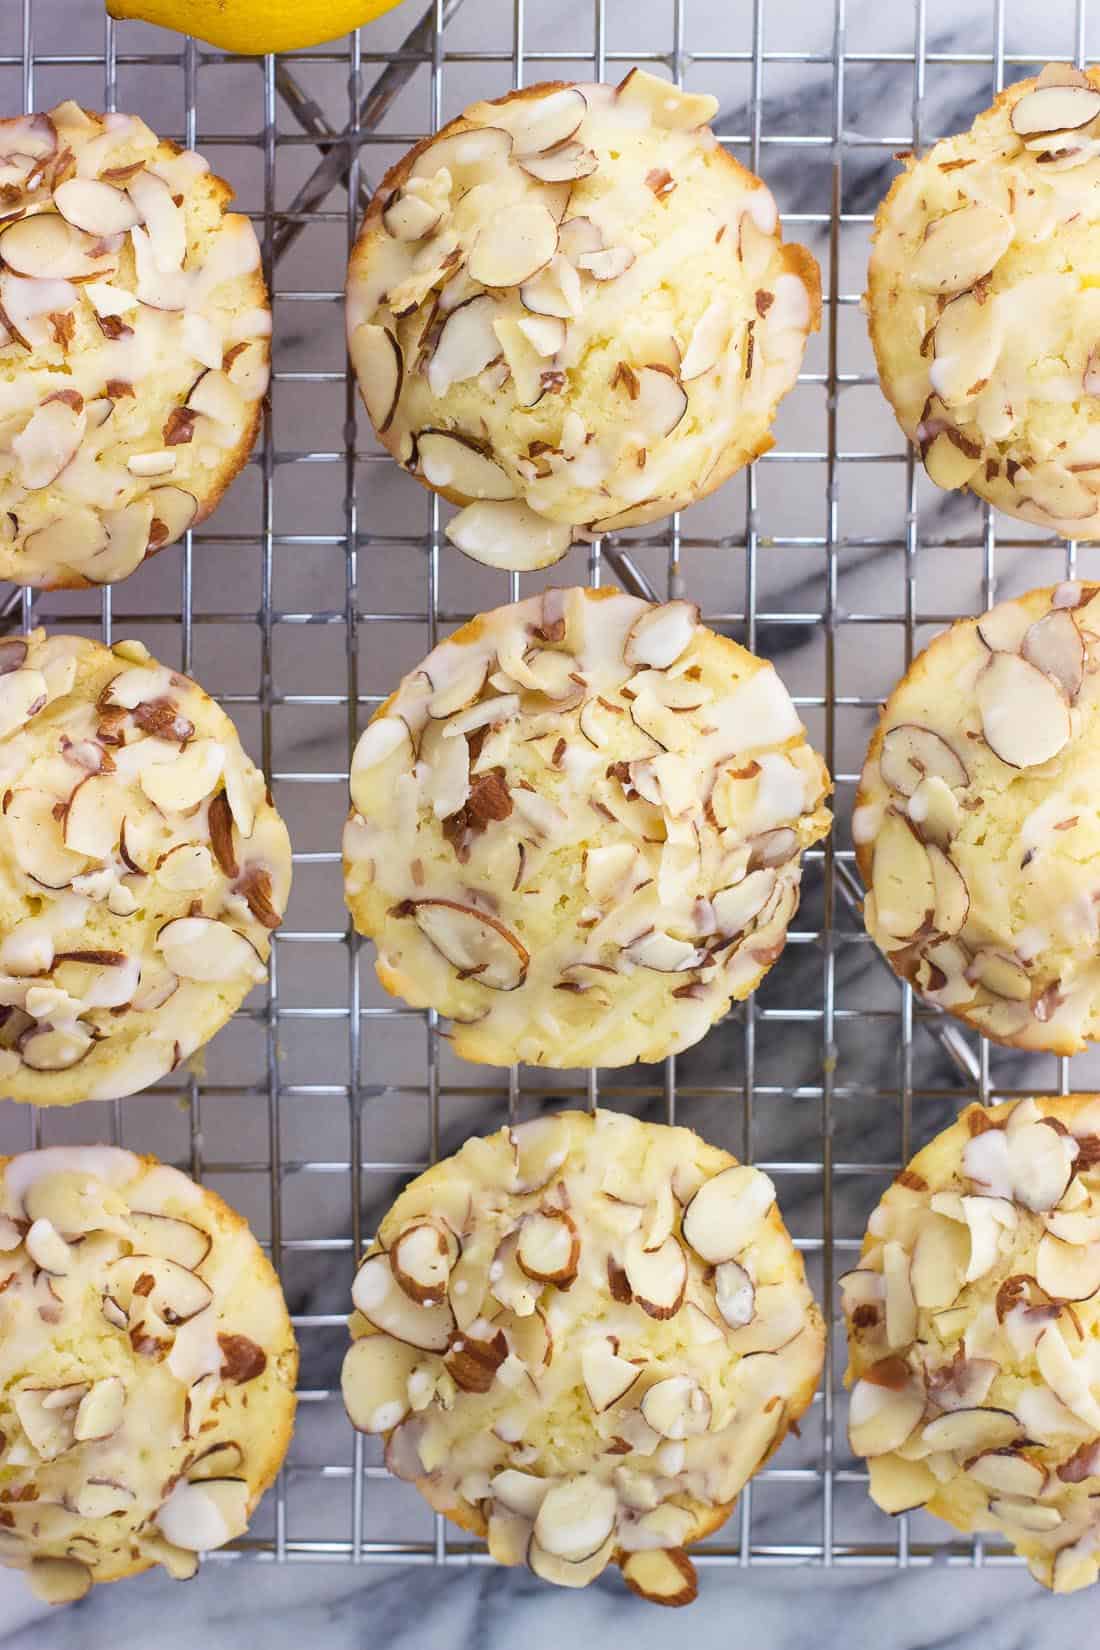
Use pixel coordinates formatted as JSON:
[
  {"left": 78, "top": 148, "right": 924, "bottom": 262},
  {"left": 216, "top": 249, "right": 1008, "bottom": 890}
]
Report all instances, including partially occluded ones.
[{"left": 8, "top": 0, "right": 1100, "bottom": 1642}]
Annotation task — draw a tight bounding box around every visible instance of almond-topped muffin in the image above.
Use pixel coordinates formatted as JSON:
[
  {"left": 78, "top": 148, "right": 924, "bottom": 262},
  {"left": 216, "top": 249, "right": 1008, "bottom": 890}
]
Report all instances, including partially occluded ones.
[
  {"left": 843, "top": 1097, "right": 1100, "bottom": 1594},
  {"left": 341, "top": 1109, "right": 824, "bottom": 1604},
  {"left": 868, "top": 62, "right": 1100, "bottom": 536},
  {"left": 0, "top": 1145, "right": 297, "bottom": 1602},
  {"left": 346, "top": 72, "right": 819, "bottom": 569},
  {"left": 0, "top": 101, "right": 269, "bottom": 588},
  {"left": 855, "top": 582, "right": 1100, "bottom": 1054},
  {"left": 343, "top": 587, "right": 832, "bottom": 1068},
  {"left": 0, "top": 630, "right": 291, "bottom": 1104}
]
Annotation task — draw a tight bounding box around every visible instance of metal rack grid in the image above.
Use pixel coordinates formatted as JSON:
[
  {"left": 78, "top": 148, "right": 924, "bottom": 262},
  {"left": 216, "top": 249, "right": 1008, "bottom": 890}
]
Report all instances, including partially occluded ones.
[{"left": 3, "top": 0, "right": 1100, "bottom": 1583}]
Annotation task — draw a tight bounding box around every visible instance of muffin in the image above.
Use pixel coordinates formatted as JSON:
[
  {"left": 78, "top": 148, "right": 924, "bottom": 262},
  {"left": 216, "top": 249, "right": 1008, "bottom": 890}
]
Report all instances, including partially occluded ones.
[
  {"left": 341, "top": 1108, "right": 823, "bottom": 1603},
  {"left": 0, "top": 629, "right": 291, "bottom": 1104},
  {"left": 868, "top": 61, "right": 1100, "bottom": 536},
  {"left": 346, "top": 71, "right": 820, "bottom": 569},
  {"left": 343, "top": 586, "right": 832, "bottom": 1068},
  {"left": 852, "top": 582, "right": 1100, "bottom": 1052},
  {"left": 0, "top": 1144, "right": 297, "bottom": 1602},
  {"left": 0, "top": 100, "right": 269, "bottom": 588},
  {"left": 842, "top": 1095, "right": 1100, "bottom": 1593}
]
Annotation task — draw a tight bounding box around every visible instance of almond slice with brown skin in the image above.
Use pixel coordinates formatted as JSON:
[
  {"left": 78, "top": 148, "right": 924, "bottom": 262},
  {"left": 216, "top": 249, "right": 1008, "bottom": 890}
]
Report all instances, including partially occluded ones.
[
  {"left": 967, "top": 1451, "right": 1046, "bottom": 1497},
  {"left": 641, "top": 1374, "right": 712, "bottom": 1439},
  {"left": 445, "top": 499, "right": 572, "bottom": 570},
  {"left": 141, "top": 738, "right": 225, "bottom": 814},
  {"left": 580, "top": 1336, "right": 641, "bottom": 1410},
  {"left": 977, "top": 598, "right": 1033, "bottom": 653},
  {"left": 496, "top": 87, "right": 588, "bottom": 156},
  {"left": 63, "top": 772, "right": 125, "bottom": 858},
  {"left": 520, "top": 254, "right": 582, "bottom": 319},
  {"left": 26, "top": 513, "right": 108, "bottom": 578},
  {"left": 577, "top": 246, "right": 635, "bottom": 281},
  {"left": 411, "top": 898, "right": 528, "bottom": 990},
  {"left": 930, "top": 290, "right": 1004, "bottom": 407},
  {"left": 878, "top": 723, "right": 968, "bottom": 796},
  {"left": 713, "top": 869, "right": 779, "bottom": 939},
  {"left": 633, "top": 366, "right": 688, "bottom": 439},
  {"left": 533, "top": 1474, "right": 617, "bottom": 1561},
  {"left": 0, "top": 213, "right": 111, "bottom": 279},
  {"left": 927, "top": 845, "right": 969, "bottom": 936},
  {"left": 426, "top": 295, "right": 500, "bottom": 396},
  {"left": 127, "top": 1211, "right": 212, "bottom": 1269},
  {"left": 1035, "top": 1233, "right": 1100, "bottom": 1301},
  {"left": 623, "top": 1230, "right": 687, "bottom": 1318},
  {"left": 351, "top": 323, "right": 403, "bottom": 434},
  {"left": 127, "top": 169, "right": 186, "bottom": 271},
  {"left": 12, "top": 395, "right": 86, "bottom": 489},
  {"left": 1010, "top": 84, "right": 1100, "bottom": 135},
  {"left": 682, "top": 1165, "right": 775, "bottom": 1263},
  {"left": 6, "top": 786, "right": 87, "bottom": 889},
  {"left": 109, "top": 1252, "right": 214, "bottom": 1324},
  {"left": 620, "top": 1548, "right": 698, "bottom": 1608},
  {"left": 680, "top": 298, "right": 733, "bottom": 380},
  {"left": 714, "top": 1258, "right": 755, "bottom": 1327},
  {"left": 417, "top": 430, "right": 515, "bottom": 501},
  {"left": 519, "top": 143, "right": 598, "bottom": 183},
  {"left": 390, "top": 1220, "right": 457, "bottom": 1303},
  {"left": 910, "top": 204, "right": 1014, "bottom": 295},
  {"left": 352, "top": 1252, "right": 455, "bottom": 1351},
  {"left": 866, "top": 1455, "right": 937, "bottom": 1515},
  {"left": 910, "top": 1213, "right": 968, "bottom": 1310},
  {"left": 20, "top": 1024, "right": 94, "bottom": 1071},
  {"left": 155, "top": 1478, "right": 250, "bottom": 1552},
  {"left": 73, "top": 1375, "right": 125, "bottom": 1442},
  {"left": 382, "top": 190, "right": 446, "bottom": 242},
  {"left": 977, "top": 651, "right": 1070, "bottom": 767},
  {"left": 517, "top": 1209, "right": 580, "bottom": 1285},
  {"left": 516, "top": 313, "right": 566, "bottom": 357},
  {"left": 528, "top": 1531, "right": 615, "bottom": 1589},
  {"left": 491, "top": 1468, "right": 553, "bottom": 1519},
  {"left": 0, "top": 667, "right": 47, "bottom": 741},
  {"left": 469, "top": 201, "right": 558, "bottom": 289},
  {"left": 1017, "top": 463, "right": 1097, "bottom": 523},
  {"left": 624, "top": 600, "right": 699, "bottom": 669},
  {"left": 146, "top": 485, "right": 198, "bottom": 545},
  {"left": 157, "top": 917, "right": 263, "bottom": 983},
  {"left": 444, "top": 1325, "right": 508, "bottom": 1392},
  {"left": 341, "top": 1334, "right": 419, "bottom": 1434},
  {"left": 1022, "top": 608, "right": 1085, "bottom": 699},
  {"left": 848, "top": 1369, "right": 925, "bottom": 1456},
  {"left": 968, "top": 948, "right": 1031, "bottom": 1002},
  {"left": 54, "top": 176, "right": 140, "bottom": 235},
  {"left": 870, "top": 811, "right": 935, "bottom": 941}
]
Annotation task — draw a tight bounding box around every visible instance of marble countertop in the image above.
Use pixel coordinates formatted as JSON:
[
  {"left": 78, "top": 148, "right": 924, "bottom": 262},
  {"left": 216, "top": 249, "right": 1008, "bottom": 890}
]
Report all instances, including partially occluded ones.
[{"left": 8, "top": 0, "right": 1100, "bottom": 1642}]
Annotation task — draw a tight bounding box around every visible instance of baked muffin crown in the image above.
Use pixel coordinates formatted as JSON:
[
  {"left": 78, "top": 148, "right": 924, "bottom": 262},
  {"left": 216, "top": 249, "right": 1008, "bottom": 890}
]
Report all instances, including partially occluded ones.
[
  {"left": 0, "top": 1145, "right": 297, "bottom": 1602},
  {"left": 844, "top": 1096, "right": 1100, "bottom": 1594},
  {"left": 341, "top": 1109, "right": 824, "bottom": 1602},
  {"left": 0, "top": 101, "right": 269, "bottom": 588},
  {"left": 856, "top": 581, "right": 1100, "bottom": 1054},
  {"left": 868, "top": 61, "right": 1100, "bottom": 536},
  {"left": 343, "top": 586, "right": 832, "bottom": 1068},
  {"left": 347, "top": 71, "right": 820, "bottom": 568},
  {"left": 0, "top": 629, "right": 291, "bottom": 1104}
]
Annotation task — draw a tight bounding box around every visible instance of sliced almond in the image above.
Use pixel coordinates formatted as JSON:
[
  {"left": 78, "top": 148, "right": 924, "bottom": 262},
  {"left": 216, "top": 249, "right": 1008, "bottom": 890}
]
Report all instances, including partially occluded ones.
[
  {"left": 682, "top": 1164, "right": 775, "bottom": 1263},
  {"left": 520, "top": 254, "right": 582, "bottom": 320},
  {"left": 12, "top": 394, "right": 86, "bottom": 489},
  {"left": 382, "top": 190, "right": 445, "bottom": 242},
  {"left": 641, "top": 1374, "right": 712, "bottom": 1439},
  {"left": 519, "top": 143, "right": 598, "bottom": 184},
  {"left": 5, "top": 787, "right": 87, "bottom": 888},
  {"left": 620, "top": 1547, "right": 698, "bottom": 1608},
  {"left": 54, "top": 176, "right": 140, "bottom": 235},
  {"left": 444, "top": 1325, "right": 508, "bottom": 1393},
  {"left": 157, "top": 916, "right": 262, "bottom": 983},
  {"left": 0, "top": 667, "right": 47, "bottom": 741},
  {"left": 680, "top": 297, "right": 733, "bottom": 380},
  {"left": 1022, "top": 609, "right": 1085, "bottom": 700},
  {"left": 977, "top": 650, "right": 1071, "bottom": 768},
  {"left": 1, "top": 213, "right": 111, "bottom": 280},
  {"left": 127, "top": 1211, "right": 211, "bottom": 1269},
  {"left": 577, "top": 246, "right": 635, "bottom": 281},
  {"left": 73, "top": 1375, "right": 125, "bottom": 1441},
  {"left": 411, "top": 898, "right": 528, "bottom": 990},
  {"left": 352, "top": 1252, "right": 454, "bottom": 1351},
  {"left": 624, "top": 600, "right": 699, "bottom": 669},
  {"left": 634, "top": 366, "right": 688, "bottom": 439},
  {"left": 870, "top": 812, "right": 935, "bottom": 940},
  {"left": 445, "top": 499, "right": 572, "bottom": 571},
  {"left": 20, "top": 1024, "right": 94, "bottom": 1071},
  {"left": 146, "top": 484, "right": 198, "bottom": 547},
  {"left": 867, "top": 1454, "right": 937, "bottom": 1514},
  {"left": 713, "top": 869, "right": 779, "bottom": 939},
  {"left": 497, "top": 87, "right": 588, "bottom": 156},
  {"left": 63, "top": 772, "right": 125, "bottom": 859},
  {"left": 516, "top": 1209, "right": 580, "bottom": 1285},
  {"left": 26, "top": 1558, "right": 92, "bottom": 1606},
  {"left": 921, "top": 1407, "right": 1022, "bottom": 1454},
  {"left": 878, "top": 723, "right": 968, "bottom": 796},
  {"left": 930, "top": 290, "right": 1004, "bottom": 407},
  {"left": 848, "top": 1369, "right": 925, "bottom": 1457},
  {"left": 622, "top": 1230, "right": 687, "bottom": 1319},
  {"left": 967, "top": 1451, "right": 1046, "bottom": 1498},
  {"left": 155, "top": 1477, "right": 250, "bottom": 1553},
  {"left": 581, "top": 1336, "right": 641, "bottom": 1410},
  {"left": 1010, "top": 84, "right": 1100, "bottom": 135},
  {"left": 616, "top": 68, "right": 718, "bottom": 130},
  {"left": 928, "top": 845, "right": 969, "bottom": 937},
  {"left": 469, "top": 201, "right": 558, "bottom": 289},
  {"left": 390, "top": 1221, "right": 457, "bottom": 1304},
  {"left": 352, "top": 323, "right": 402, "bottom": 434},
  {"left": 426, "top": 295, "right": 499, "bottom": 397},
  {"left": 1035, "top": 1234, "right": 1100, "bottom": 1301},
  {"left": 910, "top": 1213, "right": 969, "bottom": 1310},
  {"left": 107, "top": 1253, "right": 212, "bottom": 1324},
  {"left": 418, "top": 429, "right": 515, "bottom": 501},
  {"left": 910, "top": 204, "right": 1014, "bottom": 295},
  {"left": 127, "top": 169, "right": 186, "bottom": 270},
  {"left": 533, "top": 1474, "right": 616, "bottom": 1561},
  {"left": 923, "top": 430, "right": 980, "bottom": 491},
  {"left": 528, "top": 1531, "right": 614, "bottom": 1589}
]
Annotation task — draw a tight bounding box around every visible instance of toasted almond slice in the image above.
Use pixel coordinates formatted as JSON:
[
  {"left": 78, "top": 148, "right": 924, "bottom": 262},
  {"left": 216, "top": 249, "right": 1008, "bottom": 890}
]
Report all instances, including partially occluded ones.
[
  {"left": 351, "top": 323, "right": 403, "bottom": 435},
  {"left": 341, "top": 1334, "right": 420, "bottom": 1433},
  {"left": 63, "top": 772, "right": 125, "bottom": 858},
  {"left": 990, "top": 1497, "right": 1063, "bottom": 1533},
  {"left": 140, "top": 738, "right": 225, "bottom": 814},
  {"left": 921, "top": 1406, "right": 1022, "bottom": 1454},
  {"left": 146, "top": 485, "right": 198, "bottom": 546},
  {"left": 620, "top": 1548, "right": 698, "bottom": 1608},
  {"left": 54, "top": 176, "right": 140, "bottom": 235},
  {"left": 581, "top": 1336, "right": 641, "bottom": 1410},
  {"left": 1022, "top": 609, "right": 1085, "bottom": 699},
  {"left": 713, "top": 869, "right": 779, "bottom": 939},
  {"left": 352, "top": 1252, "right": 455, "bottom": 1351},
  {"left": 497, "top": 87, "right": 588, "bottom": 156},
  {"left": 1017, "top": 462, "right": 1098, "bottom": 523},
  {"left": 680, "top": 298, "right": 733, "bottom": 380},
  {"left": 641, "top": 1374, "right": 712, "bottom": 1439},
  {"left": 108, "top": 1252, "right": 213, "bottom": 1323},
  {"left": 910, "top": 204, "right": 1014, "bottom": 295},
  {"left": 616, "top": 68, "right": 719, "bottom": 130},
  {"left": 469, "top": 202, "right": 558, "bottom": 289},
  {"left": 714, "top": 1258, "right": 756, "bottom": 1328},
  {"left": 682, "top": 1165, "right": 775, "bottom": 1263},
  {"left": 633, "top": 366, "right": 688, "bottom": 439},
  {"left": 444, "top": 1325, "right": 508, "bottom": 1393},
  {"left": 445, "top": 499, "right": 572, "bottom": 570},
  {"left": 977, "top": 651, "right": 1069, "bottom": 767},
  {"left": 127, "top": 1211, "right": 211, "bottom": 1269},
  {"left": 928, "top": 845, "right": 969, "bottom": 937},
  {"left": 1046, "top": 1205, "right": 1100, "bottom": 1244},
  {"left": 624, "top": 600, "right": 699, "bottom": 669},
  {"left": 382, "top": 190, "right": 446, "bottom": 241},
  {"left": 23, "top": 512, "right": 107, "bottom": 578},
  {"left": 390, "top": 1221, "right": 456, "bottom": 1304},
  {"left": 517, "top": 1209, "right": 580, "bottom": 1285},
  {"left": 848, "top": 1369, "right": 925, "bottom": 1457},
  {"left": 156, "top": 1478, "right": 250, "bottom": 1552},
  {"left": 967, "top": 1451, "right": 1046, "bottom": 1497},
  {"left": 528, "top": 1531, "right": 615, "bottom": 1589},
  {"left": 867, "top": 1454, "right": 938, "bottom": 1514},
  {"left": 1011, "top": 84, "right": 1100, "bottom": 135},
  {"left": 577, "top": 246, "right": 635, "bottom": 281},
  {"left": 968, "top": 948, "right": 1031, "bottom": 1002},
  {"left": 557, "top": 215, "right": 603, "bottom": 263},
  {"left": 427, "top": 295, "right": 500, "bottom": 396},
  {"left": 127, "top": 169, "right": 185, "bottom": 271},
  {"left": 929, "top": 290, "right": 1004, "bottom": 407},
  {"left": 127, "top": 449, "right": 176, "bottom": 477},
  {"left": 157, "top": 917, "right": 263, "bottom": 983},
  {"left": 519, "top": 142, "right": 598, "bottom": 183},
  {"left": 418, "top": 429, "right": 515, "bottom": 501},
  {"left": 533, "top": 1474, "right": 617, "bottom": 1561},
  {"left": 411, "top": 898, "right": 528, "bottom": 990},
  {"left": 878, "top": 723, "right": 968, "bottom": 796},
  {"left": 1036, "top": 1322, "right": 1100, "bottom": 1428},
  {"left": 623, "top": 1230, "right": 687, "bottom": 1319},
  {"left": 1, "top": 213, "right": 111, "bottom": 279},
  {"left": 491, "top": 1468, "right": 552, "bottom": 1520},
  {"left": 20, "top": 1023, "right": 94, "bottom": 1071},
  {"left": 13, "top": 395, "right": 86, "bottom": 490}
]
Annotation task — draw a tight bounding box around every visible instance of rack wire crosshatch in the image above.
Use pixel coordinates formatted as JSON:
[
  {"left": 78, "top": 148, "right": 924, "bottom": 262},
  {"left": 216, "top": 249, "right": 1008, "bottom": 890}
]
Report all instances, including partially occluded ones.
[{"left": 4, "top": 0, "right": 1100, "bottom": 1588}]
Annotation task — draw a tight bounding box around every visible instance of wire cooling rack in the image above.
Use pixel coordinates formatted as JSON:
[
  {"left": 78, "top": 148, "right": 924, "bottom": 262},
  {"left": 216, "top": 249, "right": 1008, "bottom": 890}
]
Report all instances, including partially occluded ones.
[{"left": 4, "top": 0, "right": 1100, "bottom": 1584}]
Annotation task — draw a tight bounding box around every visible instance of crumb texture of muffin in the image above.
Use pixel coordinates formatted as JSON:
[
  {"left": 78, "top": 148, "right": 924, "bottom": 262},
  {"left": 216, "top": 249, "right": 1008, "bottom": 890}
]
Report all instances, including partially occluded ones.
[
  {"left": 341, "top": 1109, "right": 823, "bottom": 1603},
  {"left": 346, "top": 71, "right": 820, "bottom": 568},
  {"left": 868, "top": 61, "right": 1100, "bottom": 537},
  {"left": 0, "top": 629, "right": 291, "bottom": 1104},
  {"left": 855, "top": 581, "right": 1100, "bottom": 1053},
  {"left": 0, "top": 101, "right": 270, "bottom": 588},
  {"left": 843, "top": 1096, "right": 1100, "bottom": 1594},
  {"left": 343, "top": 586, "right": 832, "bottom": 1068},
  {"left": 0, "top": 1145, "right": 297, "bottom": 1603}
]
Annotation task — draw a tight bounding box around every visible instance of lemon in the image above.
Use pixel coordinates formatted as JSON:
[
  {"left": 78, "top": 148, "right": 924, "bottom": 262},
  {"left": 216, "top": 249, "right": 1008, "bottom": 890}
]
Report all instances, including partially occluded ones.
[{"left": 106, "top": 0, "right": 406, "bottom": 54}]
